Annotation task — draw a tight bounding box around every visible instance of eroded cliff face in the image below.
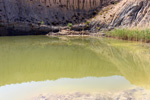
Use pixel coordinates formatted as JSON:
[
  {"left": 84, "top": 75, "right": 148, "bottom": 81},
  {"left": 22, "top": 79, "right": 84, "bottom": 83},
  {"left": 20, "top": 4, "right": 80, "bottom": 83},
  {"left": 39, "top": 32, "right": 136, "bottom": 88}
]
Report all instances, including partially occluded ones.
[
  {"left": 3, "top": 0, "right": 149, "bottom": 35},
  {"left": 0, "top": 0, "right": 113, "bottom": 25},
  {"left": 0, "top": 0, "right": 117, "bottom": 35},
  {"left": 90, "top": 0, "right": 150, "bottom": 32},
  {"left": 110, "top": 0, "right": 150, "bottom": 28}
]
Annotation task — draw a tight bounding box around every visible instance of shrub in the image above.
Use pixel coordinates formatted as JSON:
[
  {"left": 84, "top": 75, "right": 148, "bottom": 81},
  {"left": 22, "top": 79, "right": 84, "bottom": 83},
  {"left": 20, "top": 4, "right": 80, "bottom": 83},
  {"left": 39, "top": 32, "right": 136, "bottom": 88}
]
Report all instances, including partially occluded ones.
[
  {"left": 41, "top": 21, "right": 44, "bottom": 25},
  {"left": 67, "top": 23, "right": 72, "bottom": 29}
]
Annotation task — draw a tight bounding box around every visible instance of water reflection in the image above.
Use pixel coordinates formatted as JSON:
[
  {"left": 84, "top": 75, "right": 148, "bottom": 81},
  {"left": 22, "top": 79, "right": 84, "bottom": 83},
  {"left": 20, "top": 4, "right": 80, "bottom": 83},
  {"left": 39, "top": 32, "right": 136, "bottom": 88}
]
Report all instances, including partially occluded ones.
[
  {"left": 0, "top": 36, "right": 150, "bottom": 100},
  {"left": 0, "top": 76, "right": 132, "bottom": 100}
]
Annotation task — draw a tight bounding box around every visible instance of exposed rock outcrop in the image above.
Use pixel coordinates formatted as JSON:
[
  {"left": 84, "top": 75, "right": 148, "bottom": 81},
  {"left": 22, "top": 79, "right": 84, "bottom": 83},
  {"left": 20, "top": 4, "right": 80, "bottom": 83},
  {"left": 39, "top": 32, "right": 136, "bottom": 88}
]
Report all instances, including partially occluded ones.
[
  {"left": 0, "top": 0, "right": 103, "bottom": 25},
  {"left": 90, "top": 0, "right": 150, "bottom": 32},
  {"left": 1, "top": 0, "right": 150, "bottom": 35},
  {"left": 0, "top": 0, "right": 115, "bottom": 35}
]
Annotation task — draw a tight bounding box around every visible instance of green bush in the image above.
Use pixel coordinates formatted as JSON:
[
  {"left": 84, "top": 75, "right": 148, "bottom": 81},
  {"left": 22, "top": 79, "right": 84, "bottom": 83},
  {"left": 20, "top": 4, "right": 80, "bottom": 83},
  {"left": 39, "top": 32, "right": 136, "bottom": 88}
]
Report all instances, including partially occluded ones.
[
  {"left": 67, "top": 23, "right": 73, "bottom": 29},
  {"left": 41, "top": 21, "right": 44, "bottom": 25}
]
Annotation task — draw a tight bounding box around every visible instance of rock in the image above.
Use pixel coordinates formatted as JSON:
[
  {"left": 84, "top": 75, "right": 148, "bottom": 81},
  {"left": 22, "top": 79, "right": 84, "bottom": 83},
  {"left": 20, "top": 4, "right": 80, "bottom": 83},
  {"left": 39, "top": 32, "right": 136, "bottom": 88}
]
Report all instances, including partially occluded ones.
[
  {"left": 71, "top": 24, "right": 87, "bottom": 31},
  {"left": 90, "top": 0, "right": 150, "bottom": 30},
  {"left": 0, "top": 22, "right": 63, "bottom": 36},
  {"left": 47, "top": 29, "right": 90, "bottom": 36},
  {"left": 0, "top": 0, "right": 118, "bottom": 36},
  {"left": 0, "top": 26, "right": 8, "bottom": 36},
  {"left": 2, "top": 0, "right": 150, "bottom": 35}
]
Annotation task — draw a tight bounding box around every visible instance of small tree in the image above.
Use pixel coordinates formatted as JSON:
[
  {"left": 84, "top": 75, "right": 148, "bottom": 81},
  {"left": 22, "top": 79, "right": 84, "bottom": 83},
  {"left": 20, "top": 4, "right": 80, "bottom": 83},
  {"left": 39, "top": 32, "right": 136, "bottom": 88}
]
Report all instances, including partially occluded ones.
[
  {"left": 67, "top": 23, "right": 72, "bottom": 30},
  {"left": 86, "top": 21, "right": 90, "bottom": 25},
  {"left": 85, "top": 21, "right": 90, "bottom": 28},
  {"left": 41, "top": 21, "right": 44, "bottom": 25},
  {"left": 96, "top": 27, "right": 101, "bottom": 30}
]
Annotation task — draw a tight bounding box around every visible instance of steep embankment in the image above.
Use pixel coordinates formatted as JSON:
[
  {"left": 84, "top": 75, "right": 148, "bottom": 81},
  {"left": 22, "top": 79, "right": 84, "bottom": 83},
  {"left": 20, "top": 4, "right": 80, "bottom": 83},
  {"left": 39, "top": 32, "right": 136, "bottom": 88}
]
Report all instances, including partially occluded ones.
[
  {"left": 1, "top": 0, "right": 149, "bottom": 35},
  {"left": 90, "top": 0, "right": 150, "bottom": 32},
  {"left": 0, "top": 0, "right": 114, "bottom": 35}
]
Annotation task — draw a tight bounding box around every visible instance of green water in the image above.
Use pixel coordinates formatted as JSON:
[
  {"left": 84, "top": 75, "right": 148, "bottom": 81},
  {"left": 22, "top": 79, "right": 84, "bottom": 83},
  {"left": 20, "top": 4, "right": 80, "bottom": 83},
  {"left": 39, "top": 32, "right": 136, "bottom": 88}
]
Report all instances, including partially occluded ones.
[{"left": 0, "top": 36, "right": 150, "bottom": 100}]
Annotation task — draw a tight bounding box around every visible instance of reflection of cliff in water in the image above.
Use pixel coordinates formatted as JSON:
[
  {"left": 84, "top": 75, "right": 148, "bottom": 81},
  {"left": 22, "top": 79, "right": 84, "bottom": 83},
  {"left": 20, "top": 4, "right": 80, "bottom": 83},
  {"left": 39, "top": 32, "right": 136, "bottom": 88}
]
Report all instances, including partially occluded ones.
[
  {"left": 89, "top": 38, "right": 150, "bottom": 89},
  {"left": 1, "top": 0, "right": 111, "bottom": 25},
  {"left": 0, "top": 36, "right": 120, "bottom": 86},
  {"left": 0, "top": 36, "right": 150, "bottom": 90}
]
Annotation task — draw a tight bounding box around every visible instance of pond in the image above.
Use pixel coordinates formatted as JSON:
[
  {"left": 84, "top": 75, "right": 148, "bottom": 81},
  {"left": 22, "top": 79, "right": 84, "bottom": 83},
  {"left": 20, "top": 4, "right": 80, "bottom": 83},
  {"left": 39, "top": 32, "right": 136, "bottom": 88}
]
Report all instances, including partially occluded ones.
[{"left": 0, "top": 36, "right": 150, "bottom": 100}]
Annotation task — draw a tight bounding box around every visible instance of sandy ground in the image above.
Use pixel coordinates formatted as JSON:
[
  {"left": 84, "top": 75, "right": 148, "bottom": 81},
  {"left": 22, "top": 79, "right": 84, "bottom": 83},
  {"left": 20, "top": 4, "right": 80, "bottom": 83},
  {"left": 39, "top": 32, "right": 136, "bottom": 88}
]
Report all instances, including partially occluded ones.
[{"left": 32, "top": 87, "right": 150, "bottom": 100}]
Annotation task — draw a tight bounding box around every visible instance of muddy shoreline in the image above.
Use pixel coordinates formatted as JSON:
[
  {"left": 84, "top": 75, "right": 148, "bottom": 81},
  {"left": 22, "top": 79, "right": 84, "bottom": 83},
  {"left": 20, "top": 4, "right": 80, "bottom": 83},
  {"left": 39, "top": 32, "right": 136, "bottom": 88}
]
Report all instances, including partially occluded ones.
[{"left": 46, "top": 29, "right": 105, "bottom": 37}]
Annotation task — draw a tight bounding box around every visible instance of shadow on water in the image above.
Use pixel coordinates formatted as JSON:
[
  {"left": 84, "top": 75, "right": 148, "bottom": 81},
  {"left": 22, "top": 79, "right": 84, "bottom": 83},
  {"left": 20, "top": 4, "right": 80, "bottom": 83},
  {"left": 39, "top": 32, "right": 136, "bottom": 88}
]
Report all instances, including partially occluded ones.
[{"left": 0, "top": 36, "right": 150, "bottom": 89}]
